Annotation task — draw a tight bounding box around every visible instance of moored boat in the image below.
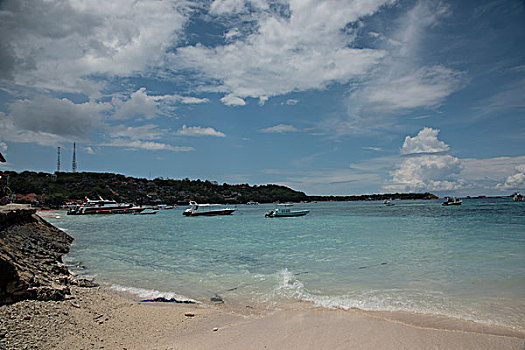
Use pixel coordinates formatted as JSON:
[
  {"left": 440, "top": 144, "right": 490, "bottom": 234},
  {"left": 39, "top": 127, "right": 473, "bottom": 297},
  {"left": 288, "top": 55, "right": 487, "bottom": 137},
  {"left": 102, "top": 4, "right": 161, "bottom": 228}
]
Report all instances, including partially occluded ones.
[
  {"left": 442, "top": 196, "right": 462, "bottom": 206},
  {"left": 67, "top": 197, "right": 144, "bottom": 215},
  {"left": 183, "top": 200, "right": 236, "bottom": 216},
  {"left": 265, "top": 204, "right": 309, "bottom": 217}
]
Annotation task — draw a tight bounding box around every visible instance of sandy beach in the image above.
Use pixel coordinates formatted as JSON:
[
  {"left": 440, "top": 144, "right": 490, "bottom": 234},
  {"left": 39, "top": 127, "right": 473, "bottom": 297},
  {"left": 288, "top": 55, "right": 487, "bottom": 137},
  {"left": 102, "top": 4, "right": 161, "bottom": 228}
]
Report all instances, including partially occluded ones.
[{"left": 1, "top": 284, "right": 523, "bottom": 350}]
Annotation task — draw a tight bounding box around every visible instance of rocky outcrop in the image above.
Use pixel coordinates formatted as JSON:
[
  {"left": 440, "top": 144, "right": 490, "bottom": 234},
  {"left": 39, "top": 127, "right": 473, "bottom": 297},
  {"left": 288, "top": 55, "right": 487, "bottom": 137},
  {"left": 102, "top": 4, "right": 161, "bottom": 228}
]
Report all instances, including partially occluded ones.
[{"left": 0, "top": 205, "right": 74, "bottom": 305}]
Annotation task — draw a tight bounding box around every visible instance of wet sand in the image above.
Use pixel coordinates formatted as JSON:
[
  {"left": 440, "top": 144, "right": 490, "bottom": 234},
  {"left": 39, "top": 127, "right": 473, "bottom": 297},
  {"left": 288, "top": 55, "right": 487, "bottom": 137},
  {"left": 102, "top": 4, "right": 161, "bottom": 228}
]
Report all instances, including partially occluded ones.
[{"left": 1, "top": 285, "right": 523, "bottom": 350}]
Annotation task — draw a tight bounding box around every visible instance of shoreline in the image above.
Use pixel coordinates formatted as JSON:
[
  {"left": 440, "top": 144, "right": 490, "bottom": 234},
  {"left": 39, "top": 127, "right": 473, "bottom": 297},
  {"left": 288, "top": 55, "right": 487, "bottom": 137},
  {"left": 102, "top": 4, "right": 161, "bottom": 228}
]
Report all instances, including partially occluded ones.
[{"left": 1, "top": 284, "right": 524, "bottom": 349}]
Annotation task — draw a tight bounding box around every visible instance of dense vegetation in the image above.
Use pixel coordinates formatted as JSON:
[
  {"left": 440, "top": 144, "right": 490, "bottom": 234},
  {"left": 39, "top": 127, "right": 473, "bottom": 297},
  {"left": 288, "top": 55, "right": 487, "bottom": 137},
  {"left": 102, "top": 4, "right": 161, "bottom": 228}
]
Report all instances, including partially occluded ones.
[{"left": 3, "top": 171, "right": 437, "bottom": 207}]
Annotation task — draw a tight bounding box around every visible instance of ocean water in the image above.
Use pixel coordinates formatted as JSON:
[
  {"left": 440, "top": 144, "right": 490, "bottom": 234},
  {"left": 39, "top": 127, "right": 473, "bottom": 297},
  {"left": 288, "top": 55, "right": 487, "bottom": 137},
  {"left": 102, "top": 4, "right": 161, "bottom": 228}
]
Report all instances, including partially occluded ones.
[{"left": 44, "top": 198, "right": 525, "bottom": 330}]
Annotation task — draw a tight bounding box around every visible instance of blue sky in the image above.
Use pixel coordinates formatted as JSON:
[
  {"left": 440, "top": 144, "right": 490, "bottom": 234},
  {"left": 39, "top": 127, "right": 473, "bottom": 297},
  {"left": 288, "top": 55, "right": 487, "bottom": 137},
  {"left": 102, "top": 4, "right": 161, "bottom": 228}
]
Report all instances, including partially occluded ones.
[{"left": 0, "top": 0, "right": 524, "bottom": 196}]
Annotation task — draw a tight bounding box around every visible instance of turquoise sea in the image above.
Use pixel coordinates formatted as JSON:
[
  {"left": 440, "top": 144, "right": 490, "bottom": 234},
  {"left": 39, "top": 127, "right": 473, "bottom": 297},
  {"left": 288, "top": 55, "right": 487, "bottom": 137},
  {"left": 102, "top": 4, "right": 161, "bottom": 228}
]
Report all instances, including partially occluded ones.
[{"left": 44, "top": 198, "right": 525, "bottom": 331}]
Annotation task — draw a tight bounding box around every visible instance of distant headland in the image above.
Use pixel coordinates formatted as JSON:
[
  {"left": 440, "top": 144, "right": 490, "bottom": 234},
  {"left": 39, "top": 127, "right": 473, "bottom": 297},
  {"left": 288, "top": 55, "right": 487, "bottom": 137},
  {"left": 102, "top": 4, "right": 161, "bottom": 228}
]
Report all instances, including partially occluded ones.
[{"left": 4, "top": 171, "right": 437, "bottom": 208}]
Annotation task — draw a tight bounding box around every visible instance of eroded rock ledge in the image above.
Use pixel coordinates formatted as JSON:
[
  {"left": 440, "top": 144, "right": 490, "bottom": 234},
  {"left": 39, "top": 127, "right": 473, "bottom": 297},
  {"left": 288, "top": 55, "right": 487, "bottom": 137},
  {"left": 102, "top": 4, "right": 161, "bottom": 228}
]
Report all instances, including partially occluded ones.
[{"left": 0, "top": 205, "right": 74, "bottom": 305}]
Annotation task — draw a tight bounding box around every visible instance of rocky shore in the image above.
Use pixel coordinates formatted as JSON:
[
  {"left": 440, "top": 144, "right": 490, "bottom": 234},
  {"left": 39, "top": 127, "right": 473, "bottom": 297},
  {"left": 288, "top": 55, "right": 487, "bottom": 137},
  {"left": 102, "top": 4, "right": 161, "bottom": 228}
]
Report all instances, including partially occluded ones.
[{"left": 0, "top": 205, "right": 76, "bottom": 305}]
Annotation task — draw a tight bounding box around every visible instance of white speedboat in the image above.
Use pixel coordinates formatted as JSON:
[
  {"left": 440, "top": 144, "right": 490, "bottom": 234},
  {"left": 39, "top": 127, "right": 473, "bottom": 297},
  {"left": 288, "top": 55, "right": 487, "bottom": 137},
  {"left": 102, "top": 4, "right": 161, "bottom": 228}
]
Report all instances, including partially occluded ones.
[
  {"left": 183, "top": 201, "right": 236, "bottom": 216},
  {"left": 265, "top": 204, "right": 309, "bottom": 217},
  {"left": 442, "top": 197, "right": 462, "bottom": 206}
]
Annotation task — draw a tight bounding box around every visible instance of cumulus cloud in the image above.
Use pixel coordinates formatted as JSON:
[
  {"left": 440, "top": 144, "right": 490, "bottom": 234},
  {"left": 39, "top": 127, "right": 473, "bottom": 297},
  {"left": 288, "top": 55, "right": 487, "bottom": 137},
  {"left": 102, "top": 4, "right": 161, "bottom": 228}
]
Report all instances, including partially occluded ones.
[
  {"left": 259, "top": 124, "right": 299, "bottom": 133},
  {"left": 386, "top": 127, "right": 463, "bottom": 192},
  {"left": 401, "top": 127, "right": 449, "bottom": 155},
  {"left": 497, "top": 165, "right": 525, "bottom": 190},
  {"left": 0, "top": 141, "right": 7, "bottom": 153},
  {"left": 387, "top": 154, "right": 463, "bottom": 192},
  {"left": 0, "top": 0, "right": 189, "bottom": 95},
  {"left": 174, "top": 125, "right": 226, "bottom": 137},
  {"left": 174, "top": 0, "right": 391, "bottom": 105},
  {"left": 113, "top": 88, "right": 159, "bottom": 120}
]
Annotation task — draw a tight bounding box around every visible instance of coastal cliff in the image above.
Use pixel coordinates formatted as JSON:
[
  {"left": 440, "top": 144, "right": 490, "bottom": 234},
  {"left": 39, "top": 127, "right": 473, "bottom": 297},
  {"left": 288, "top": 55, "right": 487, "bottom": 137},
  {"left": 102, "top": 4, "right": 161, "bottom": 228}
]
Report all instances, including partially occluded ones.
[{"left": 0, "top": 205, "right": 73, "bottom": 305}]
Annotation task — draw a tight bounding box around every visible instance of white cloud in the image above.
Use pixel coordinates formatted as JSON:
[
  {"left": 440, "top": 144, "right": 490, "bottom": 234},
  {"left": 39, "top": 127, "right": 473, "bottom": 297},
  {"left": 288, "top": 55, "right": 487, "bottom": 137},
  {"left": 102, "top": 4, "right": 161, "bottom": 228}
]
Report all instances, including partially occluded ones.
[
  {"left": 259, "top": 124, "right": 299, "bottom": 133},
  {"left": 84, "top": 146, "right": 96, "bottom": 154},
  {"left": 112, "top": 88, "right": 210, "bottom": 120},
  {"left": 113, "top": 88, "right": 159, "bottom": 120},
  {"left": 101, "top": 139, "right": 194, "bottom": 152},
  {"left": 363, "top": 66, "right": 464, "bottom": 110},
  {"left": 285, "top": 99, "right": 299, "bottom": 106},
  {"left": 174, "top": 125, "right": 226, "bottom": 137},
  {"left": 0, "top": 141, "right": 7, "bottom": 153},
  {"left": 401, "top": 127, "right": 449, "bottom": 155},
  {"left": 174, "top": 0, "right": 392, "bottom": 105},
  {"left": 220, "top": 94, "right": 247, "bottom": 106},
  {"left": 497, "top": 165, "right": 525, "bottom": 190},
  {"left": 177, "top": 96, "right": 210, "bottom": 104},
  {"left": 362, "top": 147, "right": 382, "bottom": 152},
  {"left": 110, "top": 124, "right": 169, "bottom": 140},
  {"left": 387, "top": 154, "right": 463, "bottom": 192},
  {"left": 210, "top": 0, "right": 269, "bottom": 16},
  {"left": 0, "top": 0, "right": 189, "bottom": 95},
  {"left": 386, "top": 127, "right": 462, "bottom": 192},
  {"left": 210, "top": 0, "right": 248, "bottom": 15}
]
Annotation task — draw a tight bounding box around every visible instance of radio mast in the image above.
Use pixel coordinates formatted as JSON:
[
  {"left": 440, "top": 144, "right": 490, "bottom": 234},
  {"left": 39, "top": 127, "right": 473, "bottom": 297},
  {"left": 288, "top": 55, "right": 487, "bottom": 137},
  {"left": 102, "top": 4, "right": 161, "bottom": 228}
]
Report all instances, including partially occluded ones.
[
  {"left": 57, "top": 147, "right": 61, "bottom": 172},
  {"left": 72, "top": 143, "right": 77, "bottom": 173}
]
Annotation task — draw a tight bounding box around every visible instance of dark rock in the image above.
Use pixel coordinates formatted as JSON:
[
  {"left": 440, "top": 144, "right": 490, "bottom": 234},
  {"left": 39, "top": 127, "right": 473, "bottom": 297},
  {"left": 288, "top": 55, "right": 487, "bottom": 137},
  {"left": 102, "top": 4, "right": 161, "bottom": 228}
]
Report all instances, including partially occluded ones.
[
  {"left": 0, "top": 207, "right": 74, "bottom": 305},
  {"left": 210, "top": 294, "right": 224, "bottom": 303},
  {"left": 140, "top": 297, "right": 195, "bottom": 304},
  {"left": 75, "top": 278, "right": 98, "bottom": 288}
]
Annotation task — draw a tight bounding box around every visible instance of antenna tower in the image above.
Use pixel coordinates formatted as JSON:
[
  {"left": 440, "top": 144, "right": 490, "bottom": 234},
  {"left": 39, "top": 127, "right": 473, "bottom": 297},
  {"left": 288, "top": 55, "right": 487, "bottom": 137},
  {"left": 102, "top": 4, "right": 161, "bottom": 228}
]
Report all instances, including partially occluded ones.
[
  {"left": 72, "top": 142, "right": 77, "bottom": 173},
  {"left": 57, "top": 147, "right": 61, "bottom": 172}
]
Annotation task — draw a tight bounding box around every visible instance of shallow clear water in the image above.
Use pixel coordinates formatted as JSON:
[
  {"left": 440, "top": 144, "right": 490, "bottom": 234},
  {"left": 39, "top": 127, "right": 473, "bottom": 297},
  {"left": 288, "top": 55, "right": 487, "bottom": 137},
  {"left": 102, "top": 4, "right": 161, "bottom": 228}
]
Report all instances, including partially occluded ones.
[{"left": 45, "top": 198, "right": 525, "bottom": 330}]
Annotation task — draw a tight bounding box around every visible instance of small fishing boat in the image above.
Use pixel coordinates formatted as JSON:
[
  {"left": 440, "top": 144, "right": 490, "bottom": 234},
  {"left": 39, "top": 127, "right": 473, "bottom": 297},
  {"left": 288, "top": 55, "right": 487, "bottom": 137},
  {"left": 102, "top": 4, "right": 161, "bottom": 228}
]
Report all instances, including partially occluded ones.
[
  {"left": 265, "top": 204, "right": 309, "bottom": 217},
  {"left": 383, "top": 199, "right": 394, "bottom": 206},
  {"left": 512, "top": 192, "right": 523, "bottom": 202},
  {"left": 442, "top": 197, "right": 462, "bottom": 206},
  {"left": 183, "top": 201, "right": 236, "bottom": 216}
]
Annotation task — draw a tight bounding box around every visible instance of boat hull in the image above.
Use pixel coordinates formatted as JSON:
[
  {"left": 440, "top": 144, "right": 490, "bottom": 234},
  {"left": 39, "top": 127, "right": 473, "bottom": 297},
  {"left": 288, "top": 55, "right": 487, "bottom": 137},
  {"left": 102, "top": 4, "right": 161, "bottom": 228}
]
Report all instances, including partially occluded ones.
[
  {"left": 266, "top": 210, "right": 309, "bottom": 217},
  {"left": 183, "top": 209, "right": 236, "bottom": 216},
  {"left": 67, "top": 207, "right": 144, "bottom": 215}
]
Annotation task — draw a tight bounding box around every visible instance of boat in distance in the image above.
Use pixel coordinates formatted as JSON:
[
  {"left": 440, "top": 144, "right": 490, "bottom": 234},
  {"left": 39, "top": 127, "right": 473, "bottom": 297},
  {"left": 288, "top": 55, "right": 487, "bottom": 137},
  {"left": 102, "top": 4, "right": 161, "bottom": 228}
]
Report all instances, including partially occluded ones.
[
  {"left": 442, "top": 197, "right": 462, "bottom": 206},
  {"left": 67, "top": 197, "right": 144, "bottom": 215},
  {"left": 265, "top": 204, "right": 309, "bottom": 217},
  {"left": 183, "top": 200, "right": 236, "bottom": 216}
]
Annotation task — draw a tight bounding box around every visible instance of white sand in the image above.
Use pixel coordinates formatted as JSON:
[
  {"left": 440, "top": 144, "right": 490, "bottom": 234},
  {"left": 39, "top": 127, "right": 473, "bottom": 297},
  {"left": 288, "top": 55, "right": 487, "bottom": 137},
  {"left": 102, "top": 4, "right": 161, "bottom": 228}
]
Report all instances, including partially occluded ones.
[{"left": 2, "top": 286, "right": 523, "bottom": 350}]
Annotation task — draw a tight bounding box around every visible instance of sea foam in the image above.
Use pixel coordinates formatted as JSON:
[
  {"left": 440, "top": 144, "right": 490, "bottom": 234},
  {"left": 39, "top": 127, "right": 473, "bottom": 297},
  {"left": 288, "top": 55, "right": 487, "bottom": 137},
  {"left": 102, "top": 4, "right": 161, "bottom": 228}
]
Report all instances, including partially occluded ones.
[{"left": 109, "top": 284, "right": 197, "bottom": 303}]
